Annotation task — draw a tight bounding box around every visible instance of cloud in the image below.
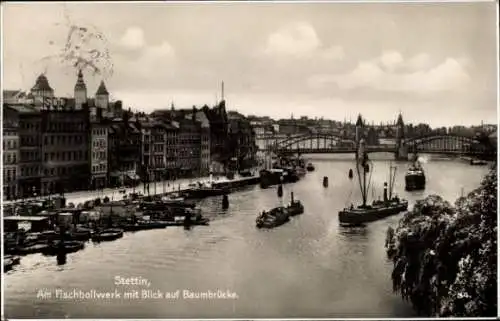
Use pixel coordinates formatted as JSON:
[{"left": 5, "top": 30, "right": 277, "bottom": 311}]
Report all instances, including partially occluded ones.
[
  {"left": 308, "top": 52, "right": 471, "bottom": 94},
  {"left": 407, "top": 53, "right": 432, "bottom": 71},
  {"left": 115, "top": 40, "right": 176, "bottom": 85},
  {"left": 115, "top": 26, "right": 176, "bottom": 82},
  {"left": 260, "top": 22, "right": 344, "bottom": 61},
  {"left": 120, "top": 26, "right": 145, "bottom": 49},
  {"left": 379, "top": 50, "right": 404, "bottom": 71}
]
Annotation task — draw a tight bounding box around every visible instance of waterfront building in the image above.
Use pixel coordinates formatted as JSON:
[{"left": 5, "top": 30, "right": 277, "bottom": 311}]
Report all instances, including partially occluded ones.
[
  {"left": 135, "top": 116, "right": 170, "bottom": 182},
  {"left": 189, "top": 111, "right": 211, "bottom": 175},
  {"left": 164, "top": 121, "right": 179, "bottom": 178},
  {"left": 202, "top": 101, "right": 229, "bottom": 167},
  {"left": 3, "top": 106, "right": 20, "bottom": 200},
  {"left": 90, "top": 110, "right": 108, "bottom": 189},
  {"left": 40, "top": 101, "right": 91, "bottom": 195},
  {"left": 107, "top": 113, "right": 142, "bottom": 187},
  {"left": 177, "top": 113, "right": 202, "bottom": 176},
  {"left": 227, "top": 113, "right": 257, "bottom": 170},
  {"left": 10, "top": 104, "right": 42, "bottom": 198}
]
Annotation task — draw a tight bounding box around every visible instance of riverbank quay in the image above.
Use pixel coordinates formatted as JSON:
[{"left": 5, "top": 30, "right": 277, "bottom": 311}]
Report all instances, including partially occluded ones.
[{"left": 3, "top": 173, "right": 261, "bottom": 208}]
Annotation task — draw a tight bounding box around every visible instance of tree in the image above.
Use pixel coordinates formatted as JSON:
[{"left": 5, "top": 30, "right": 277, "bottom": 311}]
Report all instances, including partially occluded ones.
[{"left": 386, "top": 166, "right": 497, "bottom": 317}]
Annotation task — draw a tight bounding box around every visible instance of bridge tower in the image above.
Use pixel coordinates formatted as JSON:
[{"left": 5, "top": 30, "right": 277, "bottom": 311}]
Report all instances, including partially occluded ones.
[
  {"left": 355, "top": 114, "right": 364, "bottom": 159},
  {"left": 395, "top": 112, "right": 409, "bottom": 161},
  {"left": 355, "top": 114, "right": 364, "bottom": 145}
]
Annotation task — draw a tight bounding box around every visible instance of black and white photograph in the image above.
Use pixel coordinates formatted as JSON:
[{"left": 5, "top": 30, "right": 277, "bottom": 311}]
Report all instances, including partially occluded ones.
[{"left": 1, "top": 0, "right": 498, "bottom": 319}]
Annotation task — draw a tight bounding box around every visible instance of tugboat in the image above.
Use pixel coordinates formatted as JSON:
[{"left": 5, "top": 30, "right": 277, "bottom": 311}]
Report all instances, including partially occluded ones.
[
  {"left": 256, "top": 190, "right": 304, "bottom": 228},
  {"left": 286, "top": 192, "right": 304, "bottom": 216},
  {"left": 306, "top": 163, "right": 315, "bottom": 171},
  {"left": 405, "top": 156, "right": 426, "bottom": 191},
  {"left": 339, "top": 140, "right": 408, "bottom": 225},
  {"left": 256, "top": 206, "right": 290, "bottom": 229}
]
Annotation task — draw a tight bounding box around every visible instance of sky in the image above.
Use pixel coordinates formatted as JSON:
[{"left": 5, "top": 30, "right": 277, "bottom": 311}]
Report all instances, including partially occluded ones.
[{"left": 2, "top": 1, "right": 498, "bottom": 127}]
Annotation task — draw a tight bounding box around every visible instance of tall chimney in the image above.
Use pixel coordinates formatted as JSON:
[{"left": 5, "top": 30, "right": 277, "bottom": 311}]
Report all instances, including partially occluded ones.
[{"left": 221, "top": 81, "right": 224, "bottom": 101}]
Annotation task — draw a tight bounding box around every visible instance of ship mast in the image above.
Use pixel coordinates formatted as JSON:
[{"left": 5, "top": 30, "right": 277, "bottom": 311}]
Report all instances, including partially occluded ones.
[
  {"left": 388, "top": 162, "right": 397, "bottom": 200},
  {"left": 356, "top": 139, "right": 369, "bottom": 207}
]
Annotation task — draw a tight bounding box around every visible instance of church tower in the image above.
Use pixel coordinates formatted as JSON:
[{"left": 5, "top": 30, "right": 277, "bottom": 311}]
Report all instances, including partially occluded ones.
[
  {"left": 95, "top": 80, "right": 110, "bottom": 111},
  {"left": 74, "top": 69, "right": 87, "bottom": 110}
]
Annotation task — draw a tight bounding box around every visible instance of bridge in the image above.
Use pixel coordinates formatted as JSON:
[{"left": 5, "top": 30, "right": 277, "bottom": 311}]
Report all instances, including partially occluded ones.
[{"left": 257, "top": 132, "right": 495, "bottom": 159}]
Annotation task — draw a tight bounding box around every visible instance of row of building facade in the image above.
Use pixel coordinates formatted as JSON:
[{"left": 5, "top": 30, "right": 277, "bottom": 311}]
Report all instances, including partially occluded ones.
[{"left": 3, "top": 72, "right": 257, "bottom": 200}]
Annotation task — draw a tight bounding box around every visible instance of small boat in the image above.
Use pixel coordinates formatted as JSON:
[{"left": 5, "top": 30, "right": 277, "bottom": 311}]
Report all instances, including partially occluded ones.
[
  {"left": 239, "top": 169, "right": 253, "bottom": 177},
  {"left": 92, "top": 228, "right": 124, "bottom": 242},
  {"left": 70, "top": 228, "right": 92, "bottom": 241},
  {"left": 17, "top": 243, "right": 49, "bottom": 255},
  {"left": 4, "top": 255, "right": 21, "bottom": 272},
  {"left": 164, "top": 218, "right": 210, "bottom": 227},
  {"left": 339, "top": 139, "right": 408, "bottom": 225},
  {"left": 470, "top": 159, "right": 487, "bottom": 166},
  {"left": 405, "top": 160, "right": 426, "bottom": 191},
  {"left": 259, "top": 168, "right": 299, "bottom": 189},
  {"left": 306, "top": 163, "right": 315, "bottom": 171},
  {"left": 256, "top": 206, "right": 290, "bottom": 229},
  {"left": 181, "top": 181, "right": 228, "bottom": 199},
  {"left": 42, "top": 241, "right": 85, "bottom": 255}
]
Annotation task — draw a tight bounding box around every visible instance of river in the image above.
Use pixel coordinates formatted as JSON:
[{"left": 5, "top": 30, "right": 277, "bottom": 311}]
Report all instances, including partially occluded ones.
[{"left": 3, "top": 153, "right": 491, "bottom": 318}]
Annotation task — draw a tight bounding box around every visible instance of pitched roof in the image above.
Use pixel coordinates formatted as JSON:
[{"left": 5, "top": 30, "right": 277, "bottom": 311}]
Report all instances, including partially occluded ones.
[
  {"left": 3, "top": 90, "right": 23, "bottom": 100},
  {"left": 4, "top": 104, "right": 40, "bottom": 114},
  {"left": 31, "top": 74, "right": 54, "bottom": 92},
  {"left": 96, "top": 80, "right": 109, "bottom": 95}
]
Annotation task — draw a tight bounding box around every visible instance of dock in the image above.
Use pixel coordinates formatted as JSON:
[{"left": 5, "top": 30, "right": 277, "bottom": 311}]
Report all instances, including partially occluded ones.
[{"left": 4, "top": 174, "right": 262, "bottom": 208}]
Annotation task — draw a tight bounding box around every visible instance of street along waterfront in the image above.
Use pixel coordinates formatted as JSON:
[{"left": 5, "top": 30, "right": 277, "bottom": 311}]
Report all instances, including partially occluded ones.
[{"left": 3, "top": 154, "right": 490, "bottom": 318}]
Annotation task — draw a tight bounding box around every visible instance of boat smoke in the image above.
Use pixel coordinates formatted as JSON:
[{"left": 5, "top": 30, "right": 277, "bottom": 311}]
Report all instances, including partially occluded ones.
[{"left": 417, "top": 155, "right": 429, "bottom": 164}]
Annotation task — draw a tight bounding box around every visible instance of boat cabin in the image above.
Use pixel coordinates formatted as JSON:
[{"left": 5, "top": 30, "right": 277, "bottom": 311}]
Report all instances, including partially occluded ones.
[{"left": 3, "top": 216, "right": 51, "bottom": 233}]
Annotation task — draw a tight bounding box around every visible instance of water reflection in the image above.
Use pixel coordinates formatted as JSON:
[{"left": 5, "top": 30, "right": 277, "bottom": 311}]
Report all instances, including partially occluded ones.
[
  {"left": 56, "top": 252, "right": 67, "bottom": 265},
  {"left": 339, "top": 225, "right": 369, "bottom": 238}
]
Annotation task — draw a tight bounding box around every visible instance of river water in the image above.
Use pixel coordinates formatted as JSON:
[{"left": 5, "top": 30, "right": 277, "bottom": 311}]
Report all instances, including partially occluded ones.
[{"left": 3, "top": 153, "right": 491, "bottom": 318}]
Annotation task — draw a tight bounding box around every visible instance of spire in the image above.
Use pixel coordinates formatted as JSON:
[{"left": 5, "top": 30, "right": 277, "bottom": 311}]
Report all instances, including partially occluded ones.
[
  {"left": 74, "top": 69, "right": 86, "bottom": 91},
  {"left": 397, "top": 111, "right": 404, "bottom": 126},
  {"left": 356, "top": 114, "right": 363, "bottom": 126},
  {"left": 96, "top": 80, "right": 109, "bottom": 96}
]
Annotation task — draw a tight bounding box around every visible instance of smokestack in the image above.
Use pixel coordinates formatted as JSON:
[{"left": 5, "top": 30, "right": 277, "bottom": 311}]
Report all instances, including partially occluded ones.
[
  {"left": 221, "top": 81, "right": 224, "bottom": 101},
  {"left": 383, "top": 182, "right": 388, "bottom": 202}
]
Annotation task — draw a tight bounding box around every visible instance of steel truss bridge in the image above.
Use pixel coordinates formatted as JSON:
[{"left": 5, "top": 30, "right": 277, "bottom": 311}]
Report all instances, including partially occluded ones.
[{"left": 259, "top": 133, "right": 495, "bottom": 156}]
